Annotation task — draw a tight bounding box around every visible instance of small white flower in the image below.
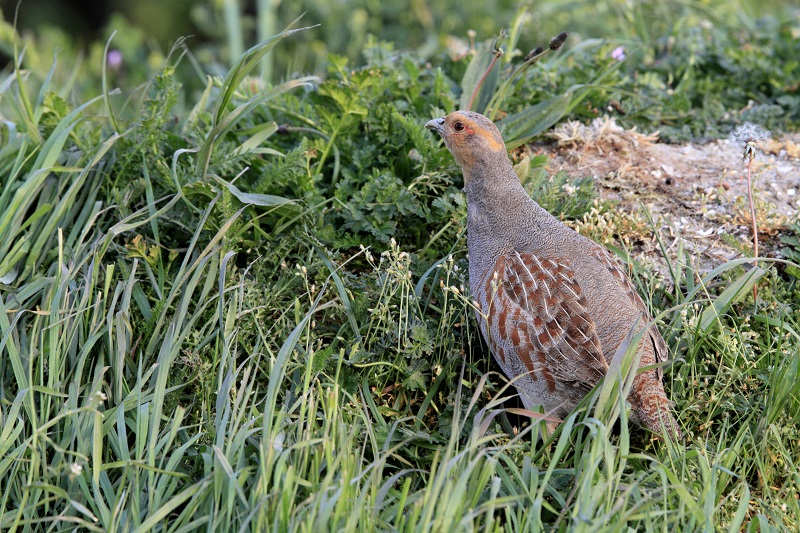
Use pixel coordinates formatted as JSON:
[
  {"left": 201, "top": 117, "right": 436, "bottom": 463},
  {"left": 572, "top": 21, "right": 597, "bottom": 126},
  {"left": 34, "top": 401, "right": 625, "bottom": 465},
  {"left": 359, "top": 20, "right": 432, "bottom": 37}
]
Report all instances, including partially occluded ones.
[{"left": 69, "top": 463, "right": 83, "bottom": 479}]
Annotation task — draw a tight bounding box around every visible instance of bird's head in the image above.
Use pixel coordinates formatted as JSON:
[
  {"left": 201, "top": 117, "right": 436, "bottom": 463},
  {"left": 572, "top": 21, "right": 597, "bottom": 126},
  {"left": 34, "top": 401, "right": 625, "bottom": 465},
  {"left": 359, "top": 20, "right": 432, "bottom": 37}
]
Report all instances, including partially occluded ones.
[{"left": 425, "top": 111, "right": 508, "bottom": 174}]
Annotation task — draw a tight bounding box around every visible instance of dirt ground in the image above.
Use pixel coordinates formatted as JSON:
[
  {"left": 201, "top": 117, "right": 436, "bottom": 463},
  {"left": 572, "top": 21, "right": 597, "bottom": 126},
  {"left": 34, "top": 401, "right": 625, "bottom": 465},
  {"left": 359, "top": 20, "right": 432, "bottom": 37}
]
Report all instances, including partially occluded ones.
[{"left": 529, "top": 117, "right": 800, "bottom": 279}]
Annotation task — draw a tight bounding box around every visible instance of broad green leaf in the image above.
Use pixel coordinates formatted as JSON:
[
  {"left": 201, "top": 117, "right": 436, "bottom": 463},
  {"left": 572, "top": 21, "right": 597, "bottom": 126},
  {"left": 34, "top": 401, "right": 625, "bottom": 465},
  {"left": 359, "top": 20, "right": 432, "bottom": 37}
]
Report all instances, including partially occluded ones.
[
  {"left": 212, "top": 175, "right": 300, "bottom": 210},
  {"left": 460, "top": 40, "right": 501, "bottom": 113},
  {"left": 498, "top": 91, "right": 573, "bottom": 150},
  {"left": 231, "top": 121, "right": 281, "bottom": 157}
]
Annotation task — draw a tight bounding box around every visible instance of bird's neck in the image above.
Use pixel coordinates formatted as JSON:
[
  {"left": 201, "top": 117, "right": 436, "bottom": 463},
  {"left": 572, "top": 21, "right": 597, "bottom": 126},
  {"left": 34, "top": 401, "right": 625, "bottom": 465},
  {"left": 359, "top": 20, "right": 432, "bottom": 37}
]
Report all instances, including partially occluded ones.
[
  {"left": 462, "top": 155, "right": 558, "bottom": 264},
  {"left": 462, "top": 156, "right": 532, "bottom": 214}
]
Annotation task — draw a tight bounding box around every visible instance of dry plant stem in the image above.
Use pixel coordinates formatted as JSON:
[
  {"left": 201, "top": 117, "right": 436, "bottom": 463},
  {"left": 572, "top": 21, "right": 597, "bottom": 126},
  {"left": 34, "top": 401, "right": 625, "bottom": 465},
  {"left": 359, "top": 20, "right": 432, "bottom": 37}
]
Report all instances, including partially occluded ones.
[
  {"left": 467, "top": 51, "right": 502, "bottom": 111},
  {"left": 747, "top": 156, "right": 759, "bottom": 301}
]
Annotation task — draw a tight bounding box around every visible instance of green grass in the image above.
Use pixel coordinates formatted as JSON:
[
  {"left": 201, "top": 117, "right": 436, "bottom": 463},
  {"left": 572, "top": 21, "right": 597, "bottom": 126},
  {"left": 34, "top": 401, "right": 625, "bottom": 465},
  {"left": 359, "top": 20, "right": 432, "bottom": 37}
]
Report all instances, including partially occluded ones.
[{"left": 2, "top": 2, "right": 800, "bottom": 531}]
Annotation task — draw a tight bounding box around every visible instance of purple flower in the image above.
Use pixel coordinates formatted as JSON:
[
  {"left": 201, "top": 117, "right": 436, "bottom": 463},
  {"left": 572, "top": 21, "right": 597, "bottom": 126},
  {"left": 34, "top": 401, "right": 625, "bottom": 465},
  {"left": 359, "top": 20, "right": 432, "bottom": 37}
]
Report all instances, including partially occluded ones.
[
  {"left": 107, "top": 49, "right": 123, "bottom": 70},
  {"left": 611, "top": 46, "right": 626, "bottom": 61}
]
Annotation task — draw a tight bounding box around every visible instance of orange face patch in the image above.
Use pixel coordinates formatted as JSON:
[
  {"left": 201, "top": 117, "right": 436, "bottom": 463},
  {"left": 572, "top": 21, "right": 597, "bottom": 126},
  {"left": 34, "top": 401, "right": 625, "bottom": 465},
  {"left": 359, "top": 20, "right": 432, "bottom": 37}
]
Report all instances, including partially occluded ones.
[
  {"left": 474, "top": 128, "right": 503, "bottom": 152},
  {"left": 448, "top": 115, "right": 503, "bottom": 152}
]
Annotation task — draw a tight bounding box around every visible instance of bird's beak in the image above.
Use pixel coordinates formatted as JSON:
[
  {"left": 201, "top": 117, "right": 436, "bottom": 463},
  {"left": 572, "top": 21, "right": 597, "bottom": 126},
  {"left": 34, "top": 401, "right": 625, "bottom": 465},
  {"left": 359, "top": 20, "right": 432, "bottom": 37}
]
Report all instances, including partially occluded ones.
[{"left": 425, "top": 117, "right": 445, "bottom": 137}]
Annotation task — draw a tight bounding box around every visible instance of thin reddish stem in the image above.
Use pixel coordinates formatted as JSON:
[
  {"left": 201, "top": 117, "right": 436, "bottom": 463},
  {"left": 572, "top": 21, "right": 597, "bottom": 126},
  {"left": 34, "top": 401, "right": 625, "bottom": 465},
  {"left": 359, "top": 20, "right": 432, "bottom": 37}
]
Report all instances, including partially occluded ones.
[
  {"left": 747, "top": 157, "right": 759, "bottom": 301},
  {"left": 467, "top": 52, "right": 501, "bottom": 111}
]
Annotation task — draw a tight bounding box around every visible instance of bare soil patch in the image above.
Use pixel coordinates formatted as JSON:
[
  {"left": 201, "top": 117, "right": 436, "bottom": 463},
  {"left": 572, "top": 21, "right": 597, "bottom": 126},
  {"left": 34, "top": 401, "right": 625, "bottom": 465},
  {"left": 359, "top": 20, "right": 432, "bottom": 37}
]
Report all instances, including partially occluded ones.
[{"left": 529, "top": 117, "right": 800, "bottom": 278}]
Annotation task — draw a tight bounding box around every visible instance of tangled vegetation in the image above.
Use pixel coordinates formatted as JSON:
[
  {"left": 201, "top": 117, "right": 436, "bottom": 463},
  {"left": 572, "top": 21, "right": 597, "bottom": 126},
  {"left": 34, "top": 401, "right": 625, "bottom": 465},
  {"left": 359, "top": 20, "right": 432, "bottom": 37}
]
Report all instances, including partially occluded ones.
[{"left": 1, "top": 1, "right": 799, "bottom": 530}]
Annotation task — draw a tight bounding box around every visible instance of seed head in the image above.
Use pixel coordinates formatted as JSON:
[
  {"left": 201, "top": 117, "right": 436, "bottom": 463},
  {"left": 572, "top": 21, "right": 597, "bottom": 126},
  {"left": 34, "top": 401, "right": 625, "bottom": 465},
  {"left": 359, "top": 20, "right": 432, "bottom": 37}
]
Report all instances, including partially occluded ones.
[
  {"left": 549, "top": 31, "right": 568, "bottom": 51},
  {"left": 731, "top": 122, "right": 770, "bottom": 161},
  {"left": 525, "top": 46, "right": 544, "bottom": 61}
]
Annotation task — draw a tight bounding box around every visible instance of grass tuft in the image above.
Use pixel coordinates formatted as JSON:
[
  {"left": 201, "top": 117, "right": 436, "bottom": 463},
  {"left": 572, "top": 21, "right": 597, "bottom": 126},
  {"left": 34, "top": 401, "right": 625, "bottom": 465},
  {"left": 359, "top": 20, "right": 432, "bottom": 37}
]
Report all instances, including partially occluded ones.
[{"left": 1, "top": 2, "right": 799, "bottom": 530}]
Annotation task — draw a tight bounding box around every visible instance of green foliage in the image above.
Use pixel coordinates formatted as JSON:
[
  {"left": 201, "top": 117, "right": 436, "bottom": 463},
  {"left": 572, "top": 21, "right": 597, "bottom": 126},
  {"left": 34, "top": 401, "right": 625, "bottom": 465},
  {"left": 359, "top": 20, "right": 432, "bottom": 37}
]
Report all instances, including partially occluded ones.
[
  {"left": 781, "top": 219, "right": 800, "bottom": 280},
  {"left": 451, "top": 9, "right": 590, "bottom": 149},
  {"left": 225, "top": 0, "right": 520, "bottom": 77},
  {"left": 335, "top": 170, "right": 430, "bottom": 243},
  {"left": 195, "top": 20, "right": 318, "bottom": 178},
  {"left": 447, "top": 4, "right": 800, "bottom": 143},
  {"left": 622, "top": 15, "right": 800, "bottom": 140},
  {"left": 1, "top": 2, "right": 800, "bottom": 531},
  {"left": 111, "top": 63, "right": 186, "bottom": 214}
]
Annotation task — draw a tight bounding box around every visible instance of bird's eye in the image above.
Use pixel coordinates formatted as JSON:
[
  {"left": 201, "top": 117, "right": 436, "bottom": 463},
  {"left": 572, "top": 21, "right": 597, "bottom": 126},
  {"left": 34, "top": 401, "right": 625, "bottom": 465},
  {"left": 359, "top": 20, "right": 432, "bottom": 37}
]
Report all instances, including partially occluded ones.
[{"left": 453, "top": 121, "right": 465, "bottom": 132}]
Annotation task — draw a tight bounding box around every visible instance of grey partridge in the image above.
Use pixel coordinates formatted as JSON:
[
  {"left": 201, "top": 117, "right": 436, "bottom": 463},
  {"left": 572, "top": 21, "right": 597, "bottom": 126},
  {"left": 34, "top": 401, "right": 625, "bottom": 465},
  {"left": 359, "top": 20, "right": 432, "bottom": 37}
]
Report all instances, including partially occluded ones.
[{"left": 425, "top": 110, "right": 680, "bottom": 439}]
